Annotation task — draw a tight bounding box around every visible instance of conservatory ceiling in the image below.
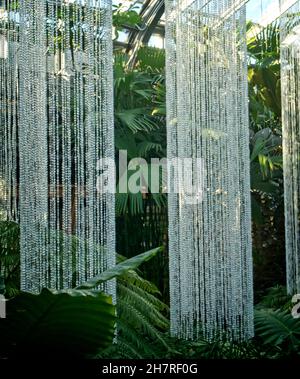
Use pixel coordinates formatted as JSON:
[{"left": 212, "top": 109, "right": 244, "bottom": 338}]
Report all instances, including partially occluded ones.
[
  {"left": 113, "top": 0, "right": 165, "bottom": 50},
  {"left": 114, "top": 0, "right": 299, "bottom": 50},
  {"left": 0, "top": 0, "right": 291, "bottom": 50}
]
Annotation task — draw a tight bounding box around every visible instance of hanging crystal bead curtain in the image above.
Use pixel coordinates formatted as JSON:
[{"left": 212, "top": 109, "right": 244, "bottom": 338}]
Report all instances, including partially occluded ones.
[
  {"left": 165, "top": 0, "right": 254, "bottom": 341},
  {"left": 280, "top": 0, "right": 300, "bottom": 294},
  {"left": 17, "top": 0, "right": 115, "bottom": 293},
  {"left": 0, "top": 1, "right": 19, "bottom": 222}
]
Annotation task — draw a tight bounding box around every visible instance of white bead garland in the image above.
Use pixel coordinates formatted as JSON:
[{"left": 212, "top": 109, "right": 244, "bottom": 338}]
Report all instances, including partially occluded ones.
[
  {"left": 280, "top": 0, "right": 300, "bottom": 295},
  {"left": 166, "top": 0, "right": 254, "bottom": 341},
  {"left": 16, "top": 0, "right": 115, "bottom": 294},
  {"left": 0, "top": 1, "right": 19, "bottom": 222}
]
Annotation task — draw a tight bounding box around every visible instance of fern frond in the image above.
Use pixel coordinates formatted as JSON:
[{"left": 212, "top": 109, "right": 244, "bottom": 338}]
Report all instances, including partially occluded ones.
[
  {"left": 118, "top": 283, "right": 169, "bottom": 329},
  {"left": 119, "top": 279, "right": 167, "bottom": 312},
  {"left": 117, "top": 299, "right": 172, "bottom": 352},
  {"left": 114, "top": 338, "right": 146, "bottom": 359},
  {"left": 120, "top": 270, "right": 161, "bottom": 294},
  {"left": 117, "top": 320, "right": 158, "bottom": 358}
]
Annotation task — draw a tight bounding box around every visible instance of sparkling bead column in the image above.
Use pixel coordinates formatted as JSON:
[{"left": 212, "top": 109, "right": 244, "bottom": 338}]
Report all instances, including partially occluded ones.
[
  {"left": 19, "top": 1, "right": 115, "bottom": 294},
  {"left": 280, "top": 0, "right": 300, "bottom": 294},
  {"left": 19, "top": 0, "right": 48, "bottom": 292},
  {"left": 0, "top": 1, "right": 19, "bottom": 222},
  {"left": 165, "top": 0, "right": 254, "bottom": 341}
]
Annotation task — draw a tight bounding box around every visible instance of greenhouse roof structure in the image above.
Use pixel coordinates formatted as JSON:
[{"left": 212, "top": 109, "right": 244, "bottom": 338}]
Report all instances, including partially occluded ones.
[{"left": 113, "top": 0, "right": 298, "bottom": 51}]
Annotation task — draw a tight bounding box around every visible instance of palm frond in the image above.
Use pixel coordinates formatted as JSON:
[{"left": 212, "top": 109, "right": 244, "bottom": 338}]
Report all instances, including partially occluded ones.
[{"left": 136, "top": 46, "right": 166, "bottom": 73}]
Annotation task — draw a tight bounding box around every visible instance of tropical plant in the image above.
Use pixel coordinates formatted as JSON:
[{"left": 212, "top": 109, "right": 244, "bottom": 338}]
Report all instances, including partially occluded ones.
[
  {"left": 255, "top": 285, "right": 291, "bottom": 311},
  {"left": 247, "top": 21, "right": 281, "bottom": 126},
  {"left": 115, "top": 266, "right": 170, "bottom": 358},
  {"left": 78, "top": 246, "right": 172, "bottom": 359},
  {"left": 113, "top": 2, "right": 142, "bottom": 42},
  {"left": 0, "top": 289, "right": 116, "bottom": 358},
  {"left": 252, "top": 286, "right": 300, "bottom": 358},
  {"left": 136, "top": 46, "right": 166, "bottom": 74},
  {"left": 78, "top": 247, "right": 173, "bottom": 358},
  {"left": 98, "top": 266, "right": 171, "bottom": 358},
  {"left": 0, "top": 220, "right": 170, "bottom": 358},
  {"left": 246, "top": 21, "right": 287, "bottom": 295},
  {"left": 114, "top": 49, "right": 167, "bottom": 216},
  {"left": 250, "top": 128, "right": 282, "bottom": 224},
  {"left": 0, "top": 221, "right": 20, "bottom": 298},
  {"left": 250, "top": 127, "right": 285, "bottom": 295},
  {"left": 168, "top": 338, "right": 262, "bottom": 359},
  {"left": 255, "top": 309, "right": 300, "bottom": 357}
]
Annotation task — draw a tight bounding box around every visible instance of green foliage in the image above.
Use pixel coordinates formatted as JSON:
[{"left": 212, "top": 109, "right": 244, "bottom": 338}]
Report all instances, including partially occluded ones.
[
  {"left": 77, "top": 246, "right": 172, "bottom": 358},
  {"left": 114, "top": 52, "right": 165, "bottom": 138},
  {"left": 0, "top": 221, "right": 20, "bottom": 297},
  {"left": 248, "top": 22, "right": 281, "bottom": 124},
  {"left": 251, "top": 287, "right": 300, "bottom": 358},
  {"left": 247, "top": 21, "right": 280, "bottom": 62},
  {"left": 113, "top": 2, "right": 142, "bottom": 40},
  {"left": 0, "top": 288, "right": 116, "bottom": 358},
  {"left": 249, "top": 128, "right": 285, "bottom": 293},
  {"left": 255, "top": 309, "right": 300, "bottom": 354},
  {"left": 77, "top": 246, "right": 163, "bottom": 290},
  {"left": 166, "top": 338, "right": 262, "bottom": 359},
  {"left": 250, "top": 129, "right": 282, "bottom": 196},
  {"left": 250, "top": 127, "right": 283, "bottom": 243},
  {"left": 247, "top": 22, "right": 286, "bottom": 294},
  {"left": 256, "top": 285, "right": 291, "bottom": 311},
  {"left": 114, "top": 278, "right": 170, "bottom": 357},
  {"left": 99, "top": 256, "right": 172, "bottom": 359},
  {"left": 250, "top": 129, "right": 282, "bottom": 175},
  {"left": 136, "top": 47, "right": 166, "bottom": 74},
  {"left": 0, "top": 219, "right": 170, "bottom": 358},
  {"left": 0, "top": 223, "right": 170, "bottom": 359},
  {"left": 249, "top": 286, "right": 300, "bottom": 356},
  {"left": 114, "top": 50, "right": 166, "bottom": 216}
]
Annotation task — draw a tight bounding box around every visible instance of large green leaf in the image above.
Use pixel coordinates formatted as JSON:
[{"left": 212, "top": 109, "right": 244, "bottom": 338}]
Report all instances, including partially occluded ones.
[
  {"left": 255, "top": 309, "right": 300, "bottom": 348},
  {"left": 0, "top": 288, "right": 115, "bottom": 358},
  {"left": 77, "top": 247, "right": 163, "bottom": 290}
]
